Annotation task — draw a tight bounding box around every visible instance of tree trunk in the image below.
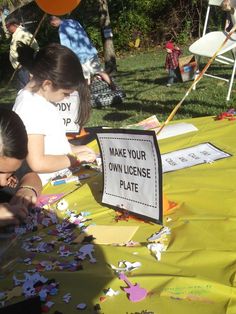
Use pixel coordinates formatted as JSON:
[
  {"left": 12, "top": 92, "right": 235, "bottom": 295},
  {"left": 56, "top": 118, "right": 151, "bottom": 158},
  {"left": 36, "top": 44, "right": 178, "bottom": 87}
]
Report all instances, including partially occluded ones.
[{"left": 97, "top": 0, "right": 117, "bottom": 74}]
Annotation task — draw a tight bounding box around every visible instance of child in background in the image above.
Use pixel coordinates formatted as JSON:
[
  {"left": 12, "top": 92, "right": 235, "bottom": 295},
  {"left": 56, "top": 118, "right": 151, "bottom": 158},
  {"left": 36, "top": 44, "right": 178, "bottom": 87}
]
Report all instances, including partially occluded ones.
[
  {"left": 13, "top": 43, "right": 96, "bottom": 186},
  {"left": 221, "top": 0, "right": 236, "bottom": 32},
  {"left": 0, "top": 108, "right": 42, "bottom": 226},
  {"left": 164, "top": 41, "right": 182, "bottom": 87}
]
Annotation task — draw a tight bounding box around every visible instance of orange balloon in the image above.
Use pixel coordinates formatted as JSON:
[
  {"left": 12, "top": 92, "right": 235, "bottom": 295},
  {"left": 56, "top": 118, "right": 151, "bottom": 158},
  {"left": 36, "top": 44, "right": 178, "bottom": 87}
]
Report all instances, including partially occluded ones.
[{"left": 35, "top": 0, "right": 81, "bottom": 15}]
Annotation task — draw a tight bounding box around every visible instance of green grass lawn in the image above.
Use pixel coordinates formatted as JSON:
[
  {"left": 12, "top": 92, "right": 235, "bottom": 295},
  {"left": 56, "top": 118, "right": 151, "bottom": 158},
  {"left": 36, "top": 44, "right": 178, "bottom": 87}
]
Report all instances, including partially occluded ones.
[
  {"left": 89, "top": 47, "right": 236, "bottom": 128},
  {"left": 0, "top": 47, "right": 235, "bottom": 128}
]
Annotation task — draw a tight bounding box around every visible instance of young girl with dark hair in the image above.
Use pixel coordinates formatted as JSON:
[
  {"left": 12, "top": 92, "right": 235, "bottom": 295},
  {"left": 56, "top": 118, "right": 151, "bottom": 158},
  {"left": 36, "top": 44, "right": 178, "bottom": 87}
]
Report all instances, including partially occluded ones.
[
  {"left": 0, "top": 108, "right": 42, "bottom": 226},
  {"left": 13, "top": 43, "right": 96, "bottom": 185}
]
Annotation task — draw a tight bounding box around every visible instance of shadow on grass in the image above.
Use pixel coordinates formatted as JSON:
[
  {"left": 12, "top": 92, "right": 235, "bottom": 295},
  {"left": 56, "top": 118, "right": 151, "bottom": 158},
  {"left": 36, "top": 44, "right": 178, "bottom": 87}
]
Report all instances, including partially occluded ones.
[
  {"left": 102, "top": 111, "right": 132, "bottom": 122},
  {"left": 116, "top": 63, "right": 234, "bottom": 87},
  {"left": 154, "top": 77, "right": 169, "bottom": 85},
  {"left": 120, "top": 97, "right": 228, "bottom": 118},
  {"left": 113, "top": 66, "right": 164, "bottom": 79}
]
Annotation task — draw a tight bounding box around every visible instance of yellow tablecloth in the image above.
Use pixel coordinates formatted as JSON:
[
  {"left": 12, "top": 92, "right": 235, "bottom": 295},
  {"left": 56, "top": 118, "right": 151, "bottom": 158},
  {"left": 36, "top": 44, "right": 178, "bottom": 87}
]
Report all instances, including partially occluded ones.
[{"left": 1, "top": 116, "right": 236, "bottom": 314}]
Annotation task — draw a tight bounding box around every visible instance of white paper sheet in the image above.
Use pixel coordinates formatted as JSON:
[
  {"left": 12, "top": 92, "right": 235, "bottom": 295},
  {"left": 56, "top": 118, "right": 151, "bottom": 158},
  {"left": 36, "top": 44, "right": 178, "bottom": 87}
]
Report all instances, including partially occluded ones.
[
  {"left": 155, "top": 123, "right": 198, "bottom": 140},
  {"left": 162, "top": 142, "right": 231, "bottom": 173}
]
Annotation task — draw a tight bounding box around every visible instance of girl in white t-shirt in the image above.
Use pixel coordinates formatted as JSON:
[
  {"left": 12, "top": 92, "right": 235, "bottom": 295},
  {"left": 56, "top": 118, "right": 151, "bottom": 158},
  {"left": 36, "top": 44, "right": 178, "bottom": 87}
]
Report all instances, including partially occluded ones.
[{"left": 13, "top": 43, "right": 96, "bottom": 185}]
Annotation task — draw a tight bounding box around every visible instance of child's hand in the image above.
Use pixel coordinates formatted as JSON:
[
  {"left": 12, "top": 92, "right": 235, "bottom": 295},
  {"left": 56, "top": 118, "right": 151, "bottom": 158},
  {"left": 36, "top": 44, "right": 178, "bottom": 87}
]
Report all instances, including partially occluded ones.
[
  {"left": 71, "top": 145, "right": 97, "bottom": 164},
  {"left": 6, "top": 175, "right": 18, "bottom": 188},
  {"left": 0, "top": 203, "right": 28, "bottom": 226},
  {"left": 10, "top": 187, "right": 37, "bottom": 208}
]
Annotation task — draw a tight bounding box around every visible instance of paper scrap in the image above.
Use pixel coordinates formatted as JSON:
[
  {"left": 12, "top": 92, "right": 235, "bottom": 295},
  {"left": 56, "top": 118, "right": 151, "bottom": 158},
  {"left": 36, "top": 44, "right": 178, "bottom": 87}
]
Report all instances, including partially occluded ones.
[
  {"left": 124, "top": 115, "right": 160, "bottom": 130},
  {"left": 36, "top": 194, "right": 65, "bottom": 207}
]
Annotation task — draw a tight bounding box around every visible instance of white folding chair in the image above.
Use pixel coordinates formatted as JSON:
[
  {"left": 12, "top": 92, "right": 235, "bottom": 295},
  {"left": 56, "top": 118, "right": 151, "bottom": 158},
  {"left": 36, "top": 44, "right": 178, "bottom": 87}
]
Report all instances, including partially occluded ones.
[
  {"left": 202, "top": 0, "right": 225, "bottom": 36},
  {"left": 189, "top": 0, "right": 236, "bottom": 101}
]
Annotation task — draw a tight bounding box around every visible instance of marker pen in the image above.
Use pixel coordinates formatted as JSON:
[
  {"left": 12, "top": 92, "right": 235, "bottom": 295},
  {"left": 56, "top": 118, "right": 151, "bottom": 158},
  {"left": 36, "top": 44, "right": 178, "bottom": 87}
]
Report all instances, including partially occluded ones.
[{"left": 51, "top": 176, "right": 79, "bottom": 186}]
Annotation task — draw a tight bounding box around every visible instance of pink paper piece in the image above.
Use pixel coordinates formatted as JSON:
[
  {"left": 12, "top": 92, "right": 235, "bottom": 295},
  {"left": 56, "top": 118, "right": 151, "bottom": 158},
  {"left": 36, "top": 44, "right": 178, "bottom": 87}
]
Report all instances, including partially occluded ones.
[
  {"left": 119, "top": 273, "right": 147, "bottom": 302},
  {"left": 36, "top": 194, "right": 65, "bottom": 207}
]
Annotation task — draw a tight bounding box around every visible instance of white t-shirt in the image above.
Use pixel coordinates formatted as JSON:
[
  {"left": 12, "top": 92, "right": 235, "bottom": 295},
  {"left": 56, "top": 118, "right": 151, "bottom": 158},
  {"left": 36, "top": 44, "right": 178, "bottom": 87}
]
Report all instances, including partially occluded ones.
[
  {"left": 54, "top": 91, "right": 80, "bottom": 133},
  {"left": 13, "top": 90, "right": 72, "bottom": 185}
]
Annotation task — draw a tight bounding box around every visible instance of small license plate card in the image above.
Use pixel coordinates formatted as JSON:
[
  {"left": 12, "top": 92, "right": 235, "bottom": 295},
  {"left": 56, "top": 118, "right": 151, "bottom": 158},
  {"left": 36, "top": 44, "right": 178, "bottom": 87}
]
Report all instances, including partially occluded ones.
[{"left": 162, "top": 142, "right": 231, "bottom": 173}]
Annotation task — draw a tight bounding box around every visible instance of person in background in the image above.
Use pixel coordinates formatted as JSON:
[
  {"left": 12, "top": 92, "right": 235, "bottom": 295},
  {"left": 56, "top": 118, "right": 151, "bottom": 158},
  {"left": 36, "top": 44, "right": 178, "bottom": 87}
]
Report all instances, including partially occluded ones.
[
  {"left": 0, "top": 108, "right": 42, "bottom": 227},
  {"left": 49, "top": 15, "right": 114, "bottom": 87},
  {"left": 221, "top": 0, "right": 236, "bottom": 32},
  {"left": 164, "top": 41, "right": 182, "bottom": 87},
  {"left": 13, "top": 43, "right": 96, "bottom": 186},
  {"left": 5, "top": 16, "right": 39, "bottom": 90}
]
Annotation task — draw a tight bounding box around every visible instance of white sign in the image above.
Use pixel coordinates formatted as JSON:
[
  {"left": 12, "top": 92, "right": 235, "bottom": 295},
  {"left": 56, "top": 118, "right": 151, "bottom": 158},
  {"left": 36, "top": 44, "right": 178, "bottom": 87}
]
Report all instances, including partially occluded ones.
[
  {"left": 96, "top": 130, "right": 163, "bottom": 224},
  {"left": 55, "top": 91, "right": 80, "bottom": 133},
  {"left": 162, "top": 142, "right": 231, "bottom": 173}
]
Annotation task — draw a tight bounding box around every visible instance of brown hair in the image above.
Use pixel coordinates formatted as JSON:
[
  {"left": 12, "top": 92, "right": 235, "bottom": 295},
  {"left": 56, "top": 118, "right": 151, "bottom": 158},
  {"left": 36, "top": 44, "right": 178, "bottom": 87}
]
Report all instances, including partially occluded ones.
[{"left": 17, "top": 43, "right": 91, "bottom": 126}]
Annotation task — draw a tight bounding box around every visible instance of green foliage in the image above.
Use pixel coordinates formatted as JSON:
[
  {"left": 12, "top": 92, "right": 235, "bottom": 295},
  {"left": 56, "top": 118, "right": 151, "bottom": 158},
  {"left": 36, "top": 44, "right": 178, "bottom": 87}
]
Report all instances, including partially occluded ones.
[
  {"left": 207, "top": 5, "right": 225, "bottom": 32},
  {"left": 71, "top": 0, "right": 154, "bottom": 51},
  {"left": 114, "top": 10, "right": 151, "bottom": 50},
  {"left": 86, "top": 26, "right": 102, "bottom": 51},
  {"left": 68, "top": 0, "right": 208, "bottom": 51},
  {"left": 177, "top": 20, "right": 193, "bottom": 45}
]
